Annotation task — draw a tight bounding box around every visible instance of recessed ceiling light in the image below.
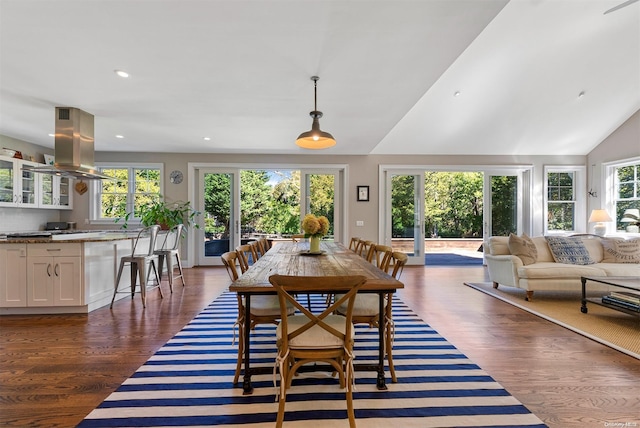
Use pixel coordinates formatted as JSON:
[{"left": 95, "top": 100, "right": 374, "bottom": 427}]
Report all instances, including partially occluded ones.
[
  {"left": 454, "top": 91, "right": 461, "bottom": 97},
  {"left": 114, "top": 70, "right": 129, "bottom": 78},
  {"left": 203, "top": 137, "right": 211, "bottom": 141},
  {"left": 578, "top": 91, "right": 585, "bottom": 98},
  {"left": 115, "top": 135, "right": 124, "bottom": 139}
]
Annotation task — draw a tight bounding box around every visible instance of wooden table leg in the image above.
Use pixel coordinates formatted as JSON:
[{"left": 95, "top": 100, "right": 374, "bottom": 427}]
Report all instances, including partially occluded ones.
[{"left": 376, "top": 291, "right": 388, "bottom": 390}]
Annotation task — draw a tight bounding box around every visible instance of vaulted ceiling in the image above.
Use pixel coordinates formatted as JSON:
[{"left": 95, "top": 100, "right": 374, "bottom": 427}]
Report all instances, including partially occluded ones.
[{"left": 1, "top": 0, "right": 638, "bottom": 156}]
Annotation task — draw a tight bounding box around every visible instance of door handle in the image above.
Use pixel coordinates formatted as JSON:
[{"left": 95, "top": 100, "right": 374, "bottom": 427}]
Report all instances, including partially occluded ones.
[
  {"left": 54, "top": 264, "right": 59, "bottom": 277},
  {"left": 47, "top": 264, "right": 52, "bottom": 277}
]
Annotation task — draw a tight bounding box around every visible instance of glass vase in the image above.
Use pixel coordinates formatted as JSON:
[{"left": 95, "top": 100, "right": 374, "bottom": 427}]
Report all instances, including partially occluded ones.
[{"left": 309, "top": 235, "right": 321, "bottom": 253}]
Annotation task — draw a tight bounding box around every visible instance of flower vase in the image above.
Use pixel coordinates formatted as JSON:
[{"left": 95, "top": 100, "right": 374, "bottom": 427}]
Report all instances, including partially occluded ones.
[{"left": 309, "top": 236, "right": 321, "bottom": 253}]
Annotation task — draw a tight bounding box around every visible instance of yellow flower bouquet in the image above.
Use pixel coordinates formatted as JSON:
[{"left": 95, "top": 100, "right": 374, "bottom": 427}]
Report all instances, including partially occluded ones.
[{"left": 301, "top": 214, "right": 330, "bottom": 253}]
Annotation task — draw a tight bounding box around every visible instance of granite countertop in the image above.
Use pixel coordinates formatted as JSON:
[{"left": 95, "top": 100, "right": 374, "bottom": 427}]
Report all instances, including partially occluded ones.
[{"left": 0, "top": 231, "right": 137, "bottom": 244}]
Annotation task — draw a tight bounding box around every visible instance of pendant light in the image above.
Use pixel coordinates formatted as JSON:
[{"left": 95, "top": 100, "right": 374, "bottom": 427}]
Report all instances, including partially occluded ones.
[{"left": 295, "top": 76, "right": 336, "bottom": 149}]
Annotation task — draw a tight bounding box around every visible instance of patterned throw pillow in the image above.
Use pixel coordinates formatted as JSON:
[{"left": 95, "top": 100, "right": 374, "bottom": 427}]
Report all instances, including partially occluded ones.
[
  {"left": 508, "top": 233, "right": 538, "bottom": 265},
  {"left": 601, "top": 238, "right": 640, "bottom": 263},
  {"left": 545, "top": 236, "right": 595, "bottom": 265}
]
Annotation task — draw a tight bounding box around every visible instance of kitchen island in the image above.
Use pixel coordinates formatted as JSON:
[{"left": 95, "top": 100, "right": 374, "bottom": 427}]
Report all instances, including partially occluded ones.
[{"left": 0, "top": 232, "right": 145, "bottom": 315}]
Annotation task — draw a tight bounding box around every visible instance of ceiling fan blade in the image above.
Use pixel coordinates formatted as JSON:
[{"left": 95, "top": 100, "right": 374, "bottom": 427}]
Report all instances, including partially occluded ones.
[{"left": 604, "top": 0, "right": 639, "bottom": 14}]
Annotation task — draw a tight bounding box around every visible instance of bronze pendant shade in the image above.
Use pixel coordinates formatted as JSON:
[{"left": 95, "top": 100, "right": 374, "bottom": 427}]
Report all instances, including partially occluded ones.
[{"left": 296, "top": 76, "right": 336, "bottom": 149}]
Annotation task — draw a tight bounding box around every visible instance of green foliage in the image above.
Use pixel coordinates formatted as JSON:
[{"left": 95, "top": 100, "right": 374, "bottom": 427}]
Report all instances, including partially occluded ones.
[{"left": 117, "top": 197, "right": 200, "bottom": 230}]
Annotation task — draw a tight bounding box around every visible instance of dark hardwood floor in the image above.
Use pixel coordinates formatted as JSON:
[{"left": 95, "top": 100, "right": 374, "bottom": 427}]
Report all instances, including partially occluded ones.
[{"left": 0, "top": 265, "right": 639, "bottom": 427}]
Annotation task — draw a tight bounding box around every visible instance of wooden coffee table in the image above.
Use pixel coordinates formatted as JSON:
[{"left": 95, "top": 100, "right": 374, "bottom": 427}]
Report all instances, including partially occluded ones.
[{"left": 580, "top": 276, "right": 640, "bottom": 316}]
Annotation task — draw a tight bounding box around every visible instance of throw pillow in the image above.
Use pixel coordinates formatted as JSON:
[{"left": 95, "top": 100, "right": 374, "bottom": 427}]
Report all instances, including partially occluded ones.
[
  {"left": 545, "top": 236, "right": 595, "bottom": 265},
  {"left": 508, "top": 233, "right": 538, "bottom": 265},
  {"left": 601, "top": 238, "right": 640, "bottom": 264}
]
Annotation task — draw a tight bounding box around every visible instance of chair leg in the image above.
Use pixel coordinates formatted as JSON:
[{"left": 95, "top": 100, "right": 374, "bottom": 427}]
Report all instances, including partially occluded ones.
[
  {"left": 233, "top": 322, "right": 244, "bottom": 384},
  {"left": 137, "top": 261, "right": 147, "bottom": 308},
  {"left": 175, "top": 252, "right": 186, "bottom": 287},
  {"left": 386, "top": 323, "right": 397, "bottom": 383},
  {"left": 130, "top": 261, "right": 137, "bottom": 299},
  {"left": 110, "top": 259, "right": 127, "bottom": 308},
  {"left": 156, "top": 254, "right": 165, "bottom": 285}
]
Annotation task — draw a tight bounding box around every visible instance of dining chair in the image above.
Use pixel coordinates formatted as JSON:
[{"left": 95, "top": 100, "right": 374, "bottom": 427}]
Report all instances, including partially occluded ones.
[
  {"left": 291, "top": 233, "right": 305, "bottom": 243},
  {"left": 248, "top": 240, "right": 262, "bottom": 261},
  {"left": 348, "top": 237, "right": 360, "bottom": 251},
  {"left": 110, "top": 225, "right": 162, "bottom": 308},
  {"left": 257, "top": 237, "right": 271, "bottom": 255},
  {"left": 221, "top": 252, "right": 294, "bottom": 384},
  {"left": 335, "top": 250, "right": 408, "bottom": 383},
  {"left": 269, "top": 274, "right": 366, "bottom": 428},
  {"left": 367, "top": 244, "right": 393, "bottom": 271},
  {"left": 357, "top": 240, "right": 374, "bottom": 258},
  {"left": 235, "top": 244, "right": 258, "bottom": 273},
  {"left": 154, "top": 224, "right": 185, "bottom": 292}
]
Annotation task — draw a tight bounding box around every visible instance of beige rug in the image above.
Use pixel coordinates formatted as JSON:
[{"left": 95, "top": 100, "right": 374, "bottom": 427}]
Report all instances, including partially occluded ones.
[{"left": 465, "top": 282, "right": 640, "bottom": 359}]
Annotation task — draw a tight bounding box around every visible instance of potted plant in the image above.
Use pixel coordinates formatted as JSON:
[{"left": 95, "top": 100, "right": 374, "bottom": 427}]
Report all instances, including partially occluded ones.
[{"left": 117, "top": 197, "right": 200, "bottom": 230}]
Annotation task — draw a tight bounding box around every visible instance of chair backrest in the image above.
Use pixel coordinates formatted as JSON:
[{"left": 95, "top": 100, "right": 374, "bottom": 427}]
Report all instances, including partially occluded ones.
[
  {"left": 221, "top": 251, "right": 240, "bottom": 281},
  {"left": 132, "top": 225, "right": 160, "bottom": 257},
  {"left": 257, "top": 237, "right": 271, "bottom": 254},
  {"left": 291, "top": 233, "right": 305, "bottom": 243},
  {"left": 248, "top": 241, "right": 262, "bottom": 261},
  {"left": 348, "top": 237, "right": 360, "bottom": 251},
  {"left": 369, "top": 244, "right": 393, "bottom": 271},
  {"left": 358, "top": 240, "right": 373, "bottom": 258},
  {"left": 158, "top": 224, "right": 183, "bottom": 252},
  {"left": 235, "top": 244, "right": 257, "bottom": 273},
  {"left": 268, "top": 274, "right": 366, "bottom": 349},
  {"left": 389, "top": 251, "right": 408, "bottom": 280}
]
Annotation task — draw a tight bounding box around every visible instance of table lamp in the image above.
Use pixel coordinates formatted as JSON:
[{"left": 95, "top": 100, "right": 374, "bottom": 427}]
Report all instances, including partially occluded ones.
[
  {"left": 621, "top": 208, "right": 640, "bottom": 233},
  {"left": 588, "top": 209, "right": 612, "bottom": 236}
]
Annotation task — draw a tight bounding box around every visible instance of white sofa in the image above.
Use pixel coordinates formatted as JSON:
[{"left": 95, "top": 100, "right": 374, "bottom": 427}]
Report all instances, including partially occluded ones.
[{"left": 484, "top": 235, "right": 640, "bottom": 301}]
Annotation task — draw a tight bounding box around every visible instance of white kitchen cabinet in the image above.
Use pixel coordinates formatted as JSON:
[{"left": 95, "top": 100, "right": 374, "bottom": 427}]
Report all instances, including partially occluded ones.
[
  {"left": 39, "top": 173, "right": 72, "bottom": 209},
  {"left": 27, "top": 243, "right": 82, "bottom": 306},
  {"left": 0, "top": 155, "right": 40, "bottom": 208},
  {"left": 0, "top": 244, "right": 27, "bottom": 307}
]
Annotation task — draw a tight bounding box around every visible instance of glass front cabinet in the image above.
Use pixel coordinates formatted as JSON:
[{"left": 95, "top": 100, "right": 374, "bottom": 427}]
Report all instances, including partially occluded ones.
[
  {"left": 39, "top": 174, "right": 72, "bottom": 209},
  {"left": 0, "top": 156, "right": 40, "bottom": 208},
  {"left": 0, "top": 155, "right": 72, "bottom": 210}
]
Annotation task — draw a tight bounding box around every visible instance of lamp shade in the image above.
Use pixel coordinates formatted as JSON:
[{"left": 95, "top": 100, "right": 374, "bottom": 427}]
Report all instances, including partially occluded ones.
[
  {"left": 621, "top": 208, "right": 640, "bottom": 223},
  {"left": 295, "top": 76, "right": 336, "bottom": 150},
  {"left": 588, "top": 209, "right": 612, "bottom": 223}
]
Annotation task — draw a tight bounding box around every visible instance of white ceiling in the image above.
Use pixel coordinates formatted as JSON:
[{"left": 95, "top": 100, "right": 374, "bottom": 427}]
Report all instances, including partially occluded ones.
[{"left": 1, "top": 0, "right": 638, "bottom": 156}]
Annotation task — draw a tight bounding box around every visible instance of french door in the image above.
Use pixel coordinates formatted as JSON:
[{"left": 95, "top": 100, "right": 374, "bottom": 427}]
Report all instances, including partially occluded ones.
[
  {"left": 382, "top": 170, "right": 425, "bottom": 265},
  {"left": 483, "top": 169, "right": 531, "bottom": 238}
]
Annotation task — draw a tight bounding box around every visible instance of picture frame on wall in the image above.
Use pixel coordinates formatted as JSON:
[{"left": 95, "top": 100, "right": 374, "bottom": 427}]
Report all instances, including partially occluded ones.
[{"left": 357, "top": 185, "right": 369, "bottom": 202}]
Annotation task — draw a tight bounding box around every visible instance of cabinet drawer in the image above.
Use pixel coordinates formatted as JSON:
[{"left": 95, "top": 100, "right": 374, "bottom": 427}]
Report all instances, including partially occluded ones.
[{"left": 27, "top": 243, "right": 81, "bottom": 257}]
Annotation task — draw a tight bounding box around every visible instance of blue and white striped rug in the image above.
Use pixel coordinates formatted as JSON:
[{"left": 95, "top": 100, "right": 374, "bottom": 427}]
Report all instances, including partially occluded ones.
[{"left": 79, "top": 292, "right": 546, "bottom": 427}]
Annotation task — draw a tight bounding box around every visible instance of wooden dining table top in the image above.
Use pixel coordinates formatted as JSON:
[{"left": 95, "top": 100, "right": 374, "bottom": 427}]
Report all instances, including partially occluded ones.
[{"left": 229, "top": 241, "right": 404, "bottom": 293}]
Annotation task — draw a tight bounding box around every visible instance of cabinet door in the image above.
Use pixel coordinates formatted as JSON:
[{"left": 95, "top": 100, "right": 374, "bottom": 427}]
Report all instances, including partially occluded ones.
[
  {"left": 27, "top": 257, "right": 54, "bottom": 306},
  {"left": 53, "top": 256, "right": 82, "bottom": 305},
  {"left": 0, "top": 244, "right": 27, "bottom": 307},
  {"left": 39, "top": 174, "right": 55, "bottom": 207},
  {"left": 19, "top": 160, "right": 39, "bottom": 207},
  {"left": 0, "top": 157, "right": 17, "bottom": 206},
  {"left": 58, "top": 176, "right": 72, "bottom": 209}
]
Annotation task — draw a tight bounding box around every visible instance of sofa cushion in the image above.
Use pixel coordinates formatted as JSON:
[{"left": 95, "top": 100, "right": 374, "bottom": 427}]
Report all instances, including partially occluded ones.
[
  {"left": 545, "top": 236, "right": 595, "bottom": 265},
  {"left": 532, "top": 236, "right": 554, "bottom": 262},
  {"left": 601, "top": 238, "right": 640, "bottom": 263},
  {"left": 517, "top": 262, "right": 605, "bottom": 279},
  {"left": 488, "top": 236, "right": 510, "bottom": 255},
  {"left": 508, "top": 233, "right": 537, "bottom": 265},
  {"left": 597, "top": 263, "right": 640, "bottom": 276},
  {"left": 581, "top": 236, "right": 604, "bottom": 262}
]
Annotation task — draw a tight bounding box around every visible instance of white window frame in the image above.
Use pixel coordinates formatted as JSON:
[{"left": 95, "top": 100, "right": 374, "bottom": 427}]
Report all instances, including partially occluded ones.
[
  {"left": 543, "top": 165, "right": 586, "bottom": 235},
  {"left": 90, "top": 162, "right": 164, "bottom": 225},
  {"left": 604, "top": 156, "right": 640, "bottom": 234}
]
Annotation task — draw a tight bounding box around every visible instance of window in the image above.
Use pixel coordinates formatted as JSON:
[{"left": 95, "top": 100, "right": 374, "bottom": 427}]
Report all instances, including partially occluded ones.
[
  {"left": 91, "top": 163, "right": 163, "bottom": 224},
  {"left": 611, "top": 160, "right": 640, "bottom": 231},
  {"left": 544, "top": 166, "right": 585, "bottom": 234}
]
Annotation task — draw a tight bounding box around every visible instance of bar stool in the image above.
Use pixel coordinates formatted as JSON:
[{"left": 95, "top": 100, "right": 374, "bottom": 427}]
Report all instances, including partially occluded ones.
[
  {"left": 111, "top": 225, "right": 162, "bottom": 308},
  {"left": 154, "top": 224, "right": 186, "bottom": 292}
]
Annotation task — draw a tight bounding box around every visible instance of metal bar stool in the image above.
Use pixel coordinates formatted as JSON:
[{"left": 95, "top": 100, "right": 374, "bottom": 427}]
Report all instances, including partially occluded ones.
[
  {"left": 154, "top": 224, "right": 185, "bottom": 292},
  {"left": 111, "top": 225, "right": 162, "bottom": 308}
]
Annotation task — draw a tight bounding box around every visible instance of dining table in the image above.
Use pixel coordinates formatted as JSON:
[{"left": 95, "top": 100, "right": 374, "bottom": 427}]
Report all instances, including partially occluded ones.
[{"left": 229, "top": 240, "right": 404, "bottom": 394}]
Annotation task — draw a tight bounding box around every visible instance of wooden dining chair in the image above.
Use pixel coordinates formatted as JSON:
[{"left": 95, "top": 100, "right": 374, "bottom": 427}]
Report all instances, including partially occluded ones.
[
  {"left": 221, "top": 252, "right": 294, "bottom": 384},
  {"left": 257, "top": 237, "right": 271, "bottom": 255},
  {"left": 248, "top": 240, "right": 262, "bottom": 261},
  {"left": 367, "top": 244, "right": 393, "bottom": 271},
  {"left": 291, "top": 233, "right": 305, "bottom": 243},
  {"left": 348, "top": 237, "right": 360, "bottom": 251},
  {"left": 335, "top": 250, "right": 408, "bottom": 383},
  {"left": 357, "top": 240, "right": 373, "bottom": 258},
  {"left": 269, "top": 274, "right": 366, "bottom": 428},
  {"left": 235, "top": 244, "right": 258, "bottom": 273}
]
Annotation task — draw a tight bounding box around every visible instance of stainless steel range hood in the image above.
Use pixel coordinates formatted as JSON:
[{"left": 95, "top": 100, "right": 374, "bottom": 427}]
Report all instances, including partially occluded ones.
[{"left": 23, "top": 107, "right": 113, "bottom": 180}]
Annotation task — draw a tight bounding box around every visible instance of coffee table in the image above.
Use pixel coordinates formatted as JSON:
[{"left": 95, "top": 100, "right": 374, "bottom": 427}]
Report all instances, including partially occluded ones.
[{"left": 581, "top": 276, "right": 640, "bottom": 316}]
